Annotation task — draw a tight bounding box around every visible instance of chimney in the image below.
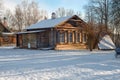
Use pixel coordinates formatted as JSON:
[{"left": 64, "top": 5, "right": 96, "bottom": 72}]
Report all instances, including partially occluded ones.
[
  {"left": 51, "top": 12, "right": 56, "bottom": 19},
  {"left": 3, "top": 17, "right": 8, "bottom": 27}
]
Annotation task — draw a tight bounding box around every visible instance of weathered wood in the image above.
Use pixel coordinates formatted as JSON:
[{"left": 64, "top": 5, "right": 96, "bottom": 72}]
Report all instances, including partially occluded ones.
[
  {"left": 37, "top": 31, "right": 49, "bottom": 48},
  {"left": 0, "top": 23, "right": 16, "bottom": 46},
  {"left": 55, "top": 44, "right": 87, "bottom": 50},
  {"left": 17, "top": 15, "right": 88, "bottom": 50}
]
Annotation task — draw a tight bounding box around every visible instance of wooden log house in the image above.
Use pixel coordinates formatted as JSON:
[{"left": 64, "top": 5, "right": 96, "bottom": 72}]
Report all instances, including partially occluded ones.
[
  {"left": 0, "top": 22, "right": 16, "bottom": 46},
  {"left": 16, "top": 15, "right": 88, "bottom": 50}
]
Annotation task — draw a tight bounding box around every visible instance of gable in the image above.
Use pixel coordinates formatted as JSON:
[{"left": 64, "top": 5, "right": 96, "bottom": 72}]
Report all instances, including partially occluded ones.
[
  {"left": 56, "top": 15, "right": 87, "bottom": 29},
  {"left": 0, "top": 23, "right": 10, "bottom": 32}
]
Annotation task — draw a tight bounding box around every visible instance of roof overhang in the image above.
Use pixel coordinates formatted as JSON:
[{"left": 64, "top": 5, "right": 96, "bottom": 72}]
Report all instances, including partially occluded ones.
[
  {"left": 2, "top": 32, "right": 15, "bottom": 36},
  {"left": 16, "top": 30, "right": 45, "bottom": 34}
]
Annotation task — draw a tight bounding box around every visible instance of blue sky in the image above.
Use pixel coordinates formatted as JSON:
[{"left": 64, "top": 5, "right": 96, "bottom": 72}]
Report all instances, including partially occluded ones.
[
  {"left": 3, "top": 0, "right": 89, "bottom": 18},
  {"left": 37, "top": 0, "right": 88, "bottom": 12}
]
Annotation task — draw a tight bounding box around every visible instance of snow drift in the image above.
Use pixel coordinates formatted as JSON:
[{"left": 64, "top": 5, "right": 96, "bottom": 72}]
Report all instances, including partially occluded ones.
[{"left": 98, "top": 35, "right": 116, "bottom": 50}]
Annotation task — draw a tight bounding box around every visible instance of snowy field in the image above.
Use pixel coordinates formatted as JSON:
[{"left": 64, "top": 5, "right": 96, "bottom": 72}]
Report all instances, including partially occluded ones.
[{"left": 0, "top": 47, "right": 120, "bottom": 80}]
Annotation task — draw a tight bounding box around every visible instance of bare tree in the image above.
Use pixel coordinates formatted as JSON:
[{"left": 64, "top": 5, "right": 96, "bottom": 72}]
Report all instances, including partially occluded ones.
[
  {"left": 14, "top": 0, "right": 48, "bottom": 31},
  {"left": 76, "top": 11, "right": 81, "bottom": 17},
  {"left": 111, "top": 0, "right": 120, "bottom": 47},
  {"left": 0, "top": 0, "right": 4, "bottom": 19},
  {"left": 85, "top": 0, "right": 110, "bottom": 31},
  {"left": 0, "top": 0, "right": 5, "bottom": 23},
  {"left": 84, "top": 0, "right": 111, "bottom": 51},
  {"left": 0, "top": 0, "right": 18, "bottom": 32},
  {"left": 5, "top": 9, "right": 17, "bottom": 31},
  {"left": 22, "top": 1, "right": 43, "bottom": 27},
  {"left": 66, "top": 9, "right": 75, "bottom": 16},
  {"left": 56, "top": 7, "right": 66, "bottom": 17},
  {"left": 55, "top": 7, "right": 81, "bottom": 17},
  {"left": 15, "top": 5, "right": 23, "bottom": 31}
]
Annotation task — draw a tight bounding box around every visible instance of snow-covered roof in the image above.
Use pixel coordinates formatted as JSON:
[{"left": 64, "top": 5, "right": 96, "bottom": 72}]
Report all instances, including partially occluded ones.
[
  {"left": 2, "top": 32, "right": 15, "bottom": 36},
  {"left": 98, "top": 35, "right": 116, "bottom": 50},
  {"left": 26, "top": 16, "right": 74, "bottom": 30},
  {"left": 17, "top": 30, "right": 45, "bottom": 34}
]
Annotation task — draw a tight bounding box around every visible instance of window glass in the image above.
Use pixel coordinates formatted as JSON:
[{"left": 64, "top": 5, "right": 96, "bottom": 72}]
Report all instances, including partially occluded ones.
[
  {"left": 77, "top": 33, "right": 80, "bottom": 42},
  {"left": 60, "top": 32, "right": 65, "bottom": 43},
  {"left": 74, "top": 31, "right": 76, "bottom": 43},
  {"left": 83, "top": 33, "right": 87, "bottom": 43},
  {"left": 57, "top": 31, "right": 60, "bottom": 43},
  {"left": 22, "top": 34, "right": 28, "bottom": 46},
  {"left": 57, "top": 31, "right": 65, "bottom": 43},
  {"left": 69, "top": 32, "right": 73, "bottom": 42}
]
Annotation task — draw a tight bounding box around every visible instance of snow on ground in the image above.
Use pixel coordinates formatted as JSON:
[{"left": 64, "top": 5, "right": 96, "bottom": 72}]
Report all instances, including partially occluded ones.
[
  {"left": 0, "top": 48, "right": 120, "bottom": 80},
  {"left": 98, "top": 35, "right": 116, "bottom": 50}
]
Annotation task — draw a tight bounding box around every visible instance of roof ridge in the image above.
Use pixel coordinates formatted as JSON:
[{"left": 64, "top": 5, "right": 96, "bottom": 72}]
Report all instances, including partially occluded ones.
[
  {"left": 41, "top": 15, "right": 73, "bottom": 21},
  {"left": 26, "top": 15, "right": 77, "bottom": 30}
]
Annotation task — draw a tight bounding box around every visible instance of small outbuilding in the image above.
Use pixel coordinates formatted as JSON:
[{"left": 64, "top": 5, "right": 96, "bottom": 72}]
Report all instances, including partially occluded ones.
[{"left": 0, "top": 22, "right": 16, "bottom": 46}]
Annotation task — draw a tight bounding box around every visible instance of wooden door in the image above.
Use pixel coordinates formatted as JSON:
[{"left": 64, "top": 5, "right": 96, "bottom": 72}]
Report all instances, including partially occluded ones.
[{"left": 37, "top": 32, "right": 49, "bottom": 48}]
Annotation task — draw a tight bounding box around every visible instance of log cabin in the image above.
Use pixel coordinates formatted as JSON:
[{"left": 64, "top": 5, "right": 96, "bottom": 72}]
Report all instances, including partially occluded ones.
[
  {"left": 16, "top": 14, "right": 88, "bottom": 50},
  {"left": 0, "top": 21, "right": 16, "bottom": 46}
]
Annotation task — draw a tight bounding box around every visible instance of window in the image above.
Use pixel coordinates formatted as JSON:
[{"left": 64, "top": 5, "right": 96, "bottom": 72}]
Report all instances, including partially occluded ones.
[
  {"left": 57, "top": 31, "right": 60, "bottom": 43},
  {"left": 80, "top": 33, "right": 82, "bottom": 42},
  {"left": 57, "top": 31, "right": 65, "bottom": 43},
  {"left": 64, "top": 31, "right": 68, "bottom": 43},
  {"left": 60, "top": 32, "right": 65, "bottom": 43},
  {"left": 83, "top": 33, "right": 87, "bottom": 43},
  {"left": 22, "top": 34, "right": 28, "bottom": 46},
  {"left": 69, "top": 32, "right": 73, "bottom": 43},
  {"left": 77, "top": 33, "right": 80, "bottom": 42},
  {"left": 73, "top": 31, "right": 76, "bottom": 43}
]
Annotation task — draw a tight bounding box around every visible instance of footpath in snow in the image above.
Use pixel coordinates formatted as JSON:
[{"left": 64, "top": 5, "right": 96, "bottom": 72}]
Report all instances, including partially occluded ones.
[{"left": 0, "top": 48, "right": 120, "bottom": 80}]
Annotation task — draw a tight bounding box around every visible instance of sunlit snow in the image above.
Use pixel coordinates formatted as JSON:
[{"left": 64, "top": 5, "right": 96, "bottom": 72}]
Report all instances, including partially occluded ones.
[
  {"left": 0, "top": 47, "right": 120, "bottom": 80},
  {"left": 98, "top": 35, "right": 116, "bottom": 50}
]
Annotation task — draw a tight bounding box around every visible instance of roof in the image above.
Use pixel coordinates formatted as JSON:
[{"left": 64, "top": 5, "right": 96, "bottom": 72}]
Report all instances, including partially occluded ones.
[
  {"left": 0, "top": 22, "right": 10, "bottom": 32},
  {"left": 16, "top": 30, "right": 45, "bottom": 34},
  {"left": 2, "top": 32, "right": 15, "bottom": 35},
  {"left": 26, "top": 15, "right": 75, "bottom": 30}
]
